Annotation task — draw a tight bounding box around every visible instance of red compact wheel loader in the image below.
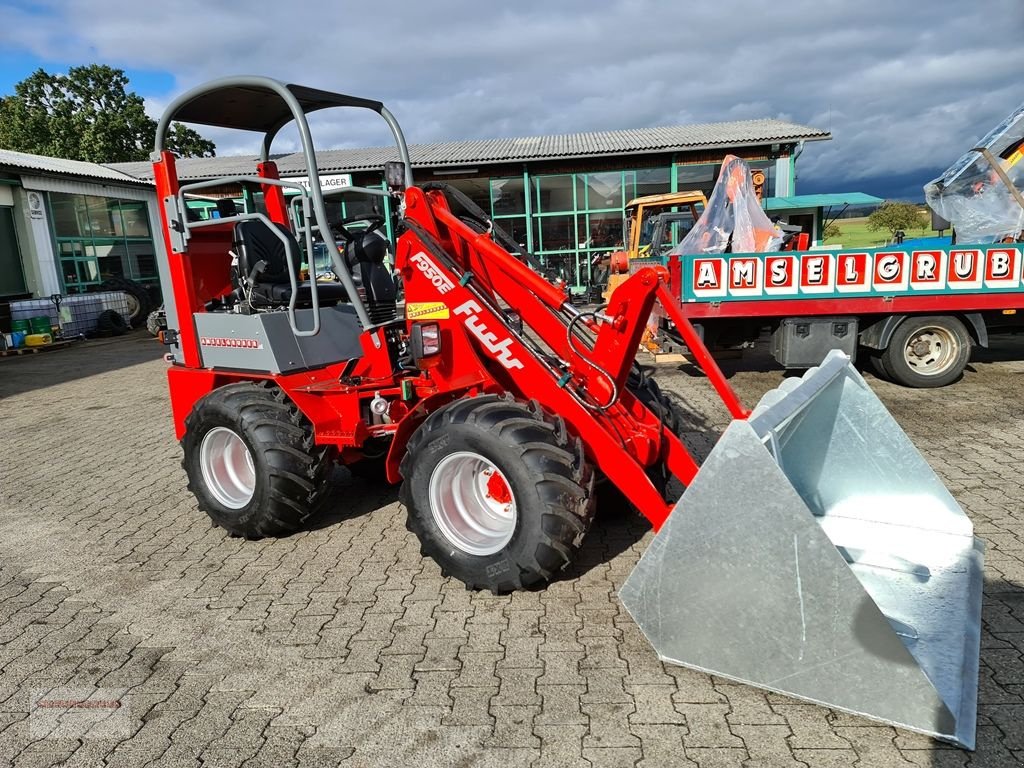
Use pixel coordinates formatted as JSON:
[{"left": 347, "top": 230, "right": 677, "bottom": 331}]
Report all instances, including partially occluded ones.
[{"left": 152, "top": 77, "right": 984, "bottom": 748}]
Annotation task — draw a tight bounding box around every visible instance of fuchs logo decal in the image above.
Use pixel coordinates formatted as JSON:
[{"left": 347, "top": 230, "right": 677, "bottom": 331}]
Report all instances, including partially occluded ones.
[
  {"left": 410, "top": 252, "right": 455, "bottom": 294},
  {"left": 454, "top": 299, "right": 525, "bottom": 370},
  {"left": 200, "top": 336, "right": 263, "bottom": 349}
]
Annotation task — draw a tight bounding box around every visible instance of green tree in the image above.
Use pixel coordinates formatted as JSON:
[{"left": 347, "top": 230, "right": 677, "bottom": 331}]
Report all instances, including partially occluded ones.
[
  {"left": 823, "top": 221, "right": 842, "bottom": 242},
  {"left": 867, "top": 201, "right": 928, "bottom": 242},
  {"left": 0, "top": 65, "right": 215, "bottom": 163}
]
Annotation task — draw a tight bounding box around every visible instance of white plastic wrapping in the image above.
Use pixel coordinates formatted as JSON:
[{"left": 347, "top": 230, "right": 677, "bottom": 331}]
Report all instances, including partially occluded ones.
[
  {"left": 924, "top": 102, "right": 1024, "bottom": 244},
  {"left": 673, "top": 155, "right": 783, "bottom": 255}
]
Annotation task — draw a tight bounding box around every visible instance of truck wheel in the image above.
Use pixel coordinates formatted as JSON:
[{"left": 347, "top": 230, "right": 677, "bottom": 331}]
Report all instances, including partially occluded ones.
[
  {"left": 881, "top": 316, "right": 971, "bottom": 388},
  {"left": 400, "top": 394, "right": 595, "bottom": 592},
  {"left": 866, "top": 351, "right": 891, "bottom": 381},
  {"left": 182, "top": 382, "right": 329, "bottom": 538}
]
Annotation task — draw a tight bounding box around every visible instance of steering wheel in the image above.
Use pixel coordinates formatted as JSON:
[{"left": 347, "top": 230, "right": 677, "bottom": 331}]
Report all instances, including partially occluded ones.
[{"left": 334, "top": 214, "right": 386, "bottom": 244}]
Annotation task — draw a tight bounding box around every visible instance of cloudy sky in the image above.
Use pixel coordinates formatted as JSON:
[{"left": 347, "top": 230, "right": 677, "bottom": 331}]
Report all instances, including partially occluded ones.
[{"left": 1, "top": 0, "right": 1022, "bottom": 199}]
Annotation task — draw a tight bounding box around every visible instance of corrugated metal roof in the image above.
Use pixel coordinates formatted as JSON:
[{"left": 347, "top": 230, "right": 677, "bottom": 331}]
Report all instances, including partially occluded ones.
[
  {"left": 0, "top": 148, "right": 150, "bottom": 185},
  {"left": 111, "top": 118, "right": 829, "bottom": 181}
]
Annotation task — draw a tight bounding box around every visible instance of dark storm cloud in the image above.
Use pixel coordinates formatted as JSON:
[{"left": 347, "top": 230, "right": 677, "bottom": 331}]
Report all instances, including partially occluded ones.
[{"left": 2, "top": 0, "right": 1022, "bottom": 198}]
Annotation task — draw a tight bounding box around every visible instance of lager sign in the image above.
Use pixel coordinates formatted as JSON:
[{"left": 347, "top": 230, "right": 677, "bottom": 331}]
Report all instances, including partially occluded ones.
[
  {"left": 285, "top": 173, "right": 353, "bottom": 192},
  {"left": 685, "top": 246, "right": 1023, "bottom": 301}
]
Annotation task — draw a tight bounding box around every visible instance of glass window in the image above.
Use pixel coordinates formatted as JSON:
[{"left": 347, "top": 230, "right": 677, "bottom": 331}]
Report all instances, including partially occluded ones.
[
  {"left": 76, "top": 197, "right": 117, "bottom": 238},
  {"left": 128, "top": 242, "right": 156, "bottom": 279},
  {"left": 538, "top": 215, "right": 576, "bottom": 252},
  {"left": 634, "top": 168, "right": 671, "bottom": 198},
  {"left": 676, "top": 164, "right": 715, "bottom": 192},
  {"left": 50, "top": 193, "right": 83, "bottom": 237},
  {"left": 49, "top": 192, "right": 160, "bottom": 291},
  {"left": 495, "top": 216, "right": 530, "bottom": 248},
  {"left": 534, "top": 176, "right": 577, "bottom": 214},
  {"left": 491, "top": 178, "right": 526, "bottom": 215},
  {"left": 119, "top": 201, "right": 151, "bottom": 237},
  {"left": 584, "top": 172, "right": 623, "bottom": 210},
  {"left": 584, "top": 212, "right": 624, "bottom": 250},
  {"left": 96, "top": 241, "right": 127, "bottom": 279},
  {"left": 447, "top": 178, "right": 491, "bottom": 212}
]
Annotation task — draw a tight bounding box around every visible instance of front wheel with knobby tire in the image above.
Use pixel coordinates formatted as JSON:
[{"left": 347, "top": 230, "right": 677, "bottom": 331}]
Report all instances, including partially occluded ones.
[
  {"left": 881, "top": 315, "right": 971, "bottom": 388},
  {"left": 182, "top": 382, "right": 329, "bottom": 538},
  {"left": 400, "top": 394, "right": 595, "bottom": 592}
]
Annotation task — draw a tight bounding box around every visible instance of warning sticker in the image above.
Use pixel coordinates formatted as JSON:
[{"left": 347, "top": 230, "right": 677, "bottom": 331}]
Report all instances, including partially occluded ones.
[{"left": 406, "top": 302, "right": 450, "bottom": 320}]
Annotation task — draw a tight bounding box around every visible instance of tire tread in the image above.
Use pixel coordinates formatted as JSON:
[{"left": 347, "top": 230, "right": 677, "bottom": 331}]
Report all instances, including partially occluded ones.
[{"left": 400, "top": 393, "right": 595, "bottom": 592}]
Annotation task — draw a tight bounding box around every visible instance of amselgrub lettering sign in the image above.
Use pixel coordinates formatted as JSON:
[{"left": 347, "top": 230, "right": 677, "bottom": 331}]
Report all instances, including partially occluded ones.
[{"left": 683, "top": 245, "right": 1024, "bottom": 301}]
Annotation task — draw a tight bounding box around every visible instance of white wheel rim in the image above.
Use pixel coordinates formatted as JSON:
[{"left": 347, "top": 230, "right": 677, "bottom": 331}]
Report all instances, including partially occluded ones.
[
  {"left": 904, "top": 326, "right": 957, "bottom": 376},
  {"left": 428, "top": 451, "right": 517, "bottom": 556},
  {"left": 200, "top": 426, "right": 256, "bottom": 509},
  {"left": 124, "top": 293, "right": 141, "bottom": 319}
]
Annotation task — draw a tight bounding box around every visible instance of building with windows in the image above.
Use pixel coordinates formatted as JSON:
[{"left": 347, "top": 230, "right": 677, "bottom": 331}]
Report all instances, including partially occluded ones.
[
  {"left": 0, "top": 149, "right": 163, "bottom": 302},
  {"left": 1, "top": 116, "right": 831, "bottom": 307},
  {"left": 114, "top": 117, "right": 831, "bottom": 290}
]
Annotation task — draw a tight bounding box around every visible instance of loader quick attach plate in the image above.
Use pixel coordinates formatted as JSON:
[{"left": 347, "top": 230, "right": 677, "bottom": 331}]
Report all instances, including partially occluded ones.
[{"left": 619, "top": 351, "right": 984, "bottom": 749}]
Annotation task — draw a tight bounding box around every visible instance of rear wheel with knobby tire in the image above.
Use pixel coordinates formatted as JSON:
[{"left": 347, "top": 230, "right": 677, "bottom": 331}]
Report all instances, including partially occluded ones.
[
  {"left": 182, "top": 382, "right": 329, "bottom": 538},
  {"left": 400, "top": 394, "right": 595, "bottom": 592},
  {"left": 881, "top": 315, "right": 971, "bottom": 388}
]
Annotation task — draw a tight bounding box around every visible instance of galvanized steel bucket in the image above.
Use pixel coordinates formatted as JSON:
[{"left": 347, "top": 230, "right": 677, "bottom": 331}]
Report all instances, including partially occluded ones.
[{"left": 620, "top": 350, "right": 984, "bottom": 748}]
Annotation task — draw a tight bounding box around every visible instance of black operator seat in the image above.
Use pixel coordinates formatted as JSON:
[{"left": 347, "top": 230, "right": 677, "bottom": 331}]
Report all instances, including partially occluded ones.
[{"left": 232, "top": 219, "right": 349, "bottom": 307}]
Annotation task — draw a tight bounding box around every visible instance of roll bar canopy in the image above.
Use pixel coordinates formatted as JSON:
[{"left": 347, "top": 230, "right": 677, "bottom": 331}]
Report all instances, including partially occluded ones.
[
  {"left": 153, "top": 75, "right": 412, "bottom": 187},
  {"left": 168, "top": 83, "right": 384, "bottom": 133},
  {"left": 153, "top": 75, "right": 413, "bottom": 331}
]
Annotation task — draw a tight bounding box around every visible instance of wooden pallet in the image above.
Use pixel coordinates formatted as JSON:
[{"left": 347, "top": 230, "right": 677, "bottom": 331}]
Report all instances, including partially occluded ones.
[{"left": 0, "top": 339, "right": 76, "bottom": 357}]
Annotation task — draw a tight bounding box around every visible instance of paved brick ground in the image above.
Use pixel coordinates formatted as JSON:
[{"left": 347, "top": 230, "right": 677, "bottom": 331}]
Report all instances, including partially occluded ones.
[{"left": 1, "top": 331, "right": 1022, "bottom": 767}]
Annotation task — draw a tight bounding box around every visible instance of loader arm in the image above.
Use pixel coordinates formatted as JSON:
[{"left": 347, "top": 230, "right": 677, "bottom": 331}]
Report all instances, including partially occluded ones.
[{"left": 397, "top": 185, "right": 747, "bottom": 528}]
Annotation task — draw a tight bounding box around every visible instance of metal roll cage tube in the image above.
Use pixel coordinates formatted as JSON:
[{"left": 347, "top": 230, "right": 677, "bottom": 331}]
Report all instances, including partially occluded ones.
[
  {"left": 154, "top": 75, "right": 414, "bottom": 332},
  {"left": 176, "top": 176, "right": 318, "bottom": 337}
]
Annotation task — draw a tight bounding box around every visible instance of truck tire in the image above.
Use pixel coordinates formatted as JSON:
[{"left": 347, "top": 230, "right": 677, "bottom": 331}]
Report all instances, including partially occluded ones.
[
  {"left": 182, "top": 382, "right": 329, "bottom": 538},
  {"left": 866, "top": 351, "right": 891, "bottom": 382},
  {"left": 400, "top": 394, "right": 595, "bottom": 592},
  {"left": 881, "top": 315, "right": 971, "bottom": 388}
]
